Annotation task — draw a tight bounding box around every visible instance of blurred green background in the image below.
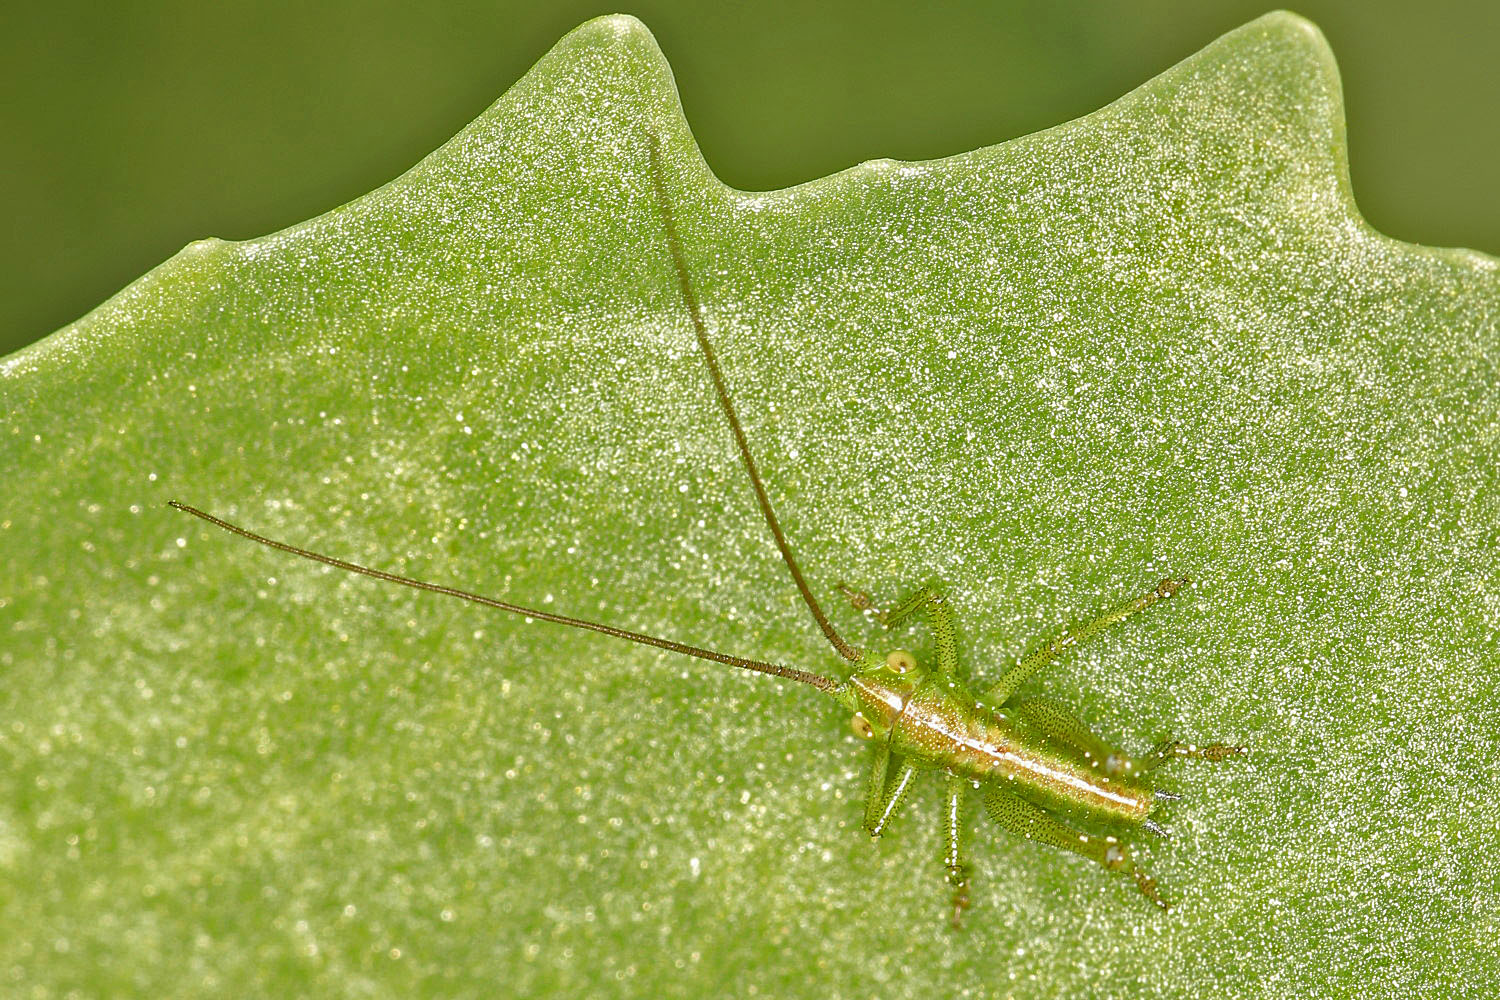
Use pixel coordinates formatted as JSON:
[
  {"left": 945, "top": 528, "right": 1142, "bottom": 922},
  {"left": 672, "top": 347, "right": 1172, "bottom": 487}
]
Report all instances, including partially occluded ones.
[{"left": 3, "top": 0, "right": 1495, "bottom": 357}]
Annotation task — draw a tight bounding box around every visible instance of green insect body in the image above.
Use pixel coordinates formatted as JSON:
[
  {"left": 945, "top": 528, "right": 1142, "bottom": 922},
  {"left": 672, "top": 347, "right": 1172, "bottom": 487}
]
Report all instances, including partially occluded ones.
[
  {"left": 832, "top": 579, "right": 1242, "bottom": 924},
  {"left": 171, "top": 136, "right": 1244, "bottom": 927}
]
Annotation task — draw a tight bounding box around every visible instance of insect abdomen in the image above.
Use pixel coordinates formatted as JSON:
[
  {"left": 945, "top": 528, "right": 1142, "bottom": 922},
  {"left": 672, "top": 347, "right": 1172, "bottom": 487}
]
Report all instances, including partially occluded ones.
[{"left": 893, "top": 685, "right": 1153, "bottom": 828}]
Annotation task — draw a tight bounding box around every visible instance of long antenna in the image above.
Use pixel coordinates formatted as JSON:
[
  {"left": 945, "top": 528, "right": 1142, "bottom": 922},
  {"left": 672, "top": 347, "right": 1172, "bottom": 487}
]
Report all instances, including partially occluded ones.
[
  {"left": 168, "top": 501, "right": 840, "bottom": 694},
  {"left": 647, "top": 139, "right": 863, "bottom": 664}
]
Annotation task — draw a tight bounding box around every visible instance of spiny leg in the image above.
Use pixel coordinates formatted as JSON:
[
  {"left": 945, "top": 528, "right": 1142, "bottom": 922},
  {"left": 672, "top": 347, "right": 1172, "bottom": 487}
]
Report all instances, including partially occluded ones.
[
  {"left": 1141, "top": 739, "right": 1246, "bottom": 772},
  {"left": 942, "top": 772, "right": 972, "bottom": 929},
  {"left": 836, "top": 582, "right": 960, "bottom": 679},
  {"left": 983, "top": 577, "right": 1191, "bottom": 706},
  {"left": 862, "top": 742, "right": 890, "bottom": 834},
  {"left": 982, "top": 785, "right": 1168, "bottom": 910},
  {"left": 863, "top": 744, "right": 919, "bottom": 839},
  {"left": 1013, "top": 697, "right": 1133, "bottom": 776}
]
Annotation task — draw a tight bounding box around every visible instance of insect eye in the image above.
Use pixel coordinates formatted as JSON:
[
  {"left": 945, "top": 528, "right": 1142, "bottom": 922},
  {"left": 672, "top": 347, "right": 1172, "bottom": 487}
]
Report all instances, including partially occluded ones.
[
  {"left": 850, "top": 713, "right": 875, "bottom": 740},
  {"left": 885, "top": 649, "right": 917, "bottom": 673}
]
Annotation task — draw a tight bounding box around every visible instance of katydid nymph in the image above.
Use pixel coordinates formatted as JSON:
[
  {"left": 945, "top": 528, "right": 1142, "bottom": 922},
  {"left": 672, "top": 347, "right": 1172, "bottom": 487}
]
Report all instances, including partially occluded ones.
[{"left": 170, "top": 138, "right": 1244, "bottom": 927}]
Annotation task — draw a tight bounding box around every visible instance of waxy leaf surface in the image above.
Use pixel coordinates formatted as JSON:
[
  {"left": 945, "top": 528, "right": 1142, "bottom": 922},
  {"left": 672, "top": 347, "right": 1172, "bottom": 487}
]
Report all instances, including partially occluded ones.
[{"left": 2, "top": 13, "right": 1496, "bottom": 998}]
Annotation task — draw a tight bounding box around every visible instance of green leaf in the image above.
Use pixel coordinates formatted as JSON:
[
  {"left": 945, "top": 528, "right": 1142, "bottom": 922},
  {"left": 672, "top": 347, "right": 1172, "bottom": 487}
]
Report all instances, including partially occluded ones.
[{"left": 3, "top": 12, "right": 1495, "bottom": 997}]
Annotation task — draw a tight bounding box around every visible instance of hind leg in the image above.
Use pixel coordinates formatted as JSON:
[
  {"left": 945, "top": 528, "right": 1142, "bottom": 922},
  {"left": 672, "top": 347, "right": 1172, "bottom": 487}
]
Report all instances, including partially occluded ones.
[
  {"left": 1013, "top": 697, "right": 1136, "bottom": 776},
  {"left": 982, "top": 786, "right": 1168, "bottom": 910},
  {"left": 1141, "top": 739, "right": 1246, "bottom": 771}
]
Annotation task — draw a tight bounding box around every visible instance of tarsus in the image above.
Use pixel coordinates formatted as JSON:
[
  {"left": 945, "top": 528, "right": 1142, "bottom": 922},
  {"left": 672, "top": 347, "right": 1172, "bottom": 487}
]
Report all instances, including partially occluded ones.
[
  {"left": 168, "top": 501, "right": 839, "bottom": 693},
  {"left": 646, "top": 138, "right": 863, "bottom": 664}
]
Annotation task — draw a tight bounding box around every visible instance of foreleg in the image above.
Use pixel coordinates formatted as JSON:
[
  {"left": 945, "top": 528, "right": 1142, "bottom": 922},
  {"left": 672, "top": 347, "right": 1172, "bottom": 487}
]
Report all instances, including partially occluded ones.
[
  {"left": 862, "top": 744, "right": 919, "bottom": 838},
  {"left": 838, "top": 581, "right": 959, "bottom": 678}
]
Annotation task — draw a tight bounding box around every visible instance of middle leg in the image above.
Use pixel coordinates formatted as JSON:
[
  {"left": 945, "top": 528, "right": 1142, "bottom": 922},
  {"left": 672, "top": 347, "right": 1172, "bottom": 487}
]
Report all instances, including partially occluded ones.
[
  {"left": 982, "top": 577, "right": 1192, "bottom": 706},
  {"left": 942, "top": 771, "right": 972, "bottom": 929}
]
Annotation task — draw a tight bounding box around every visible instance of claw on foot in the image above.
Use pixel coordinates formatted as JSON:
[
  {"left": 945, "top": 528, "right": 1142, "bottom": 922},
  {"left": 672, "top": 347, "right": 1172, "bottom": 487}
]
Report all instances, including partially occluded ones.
[
  {"left": 836, "top": 581, "right": 879, "bottom": 615},
  {"left": 1143, "top": 739, "right": 1248, "bottom": 771},
  {"left": 948, "top": 882, "right": 972, "bottom": 930},
  {"left": 836, "top": 581, "right": 895, "bottom": 625},
  {"left": 1141, "top": 818, "right": 1172, "bottom": 838},
  {"left": 1133, "top": 869, "right": 1171, "bottom": 912},
  {"left": 1155, "top": 577, "right": 1190, "bottom": 599}
]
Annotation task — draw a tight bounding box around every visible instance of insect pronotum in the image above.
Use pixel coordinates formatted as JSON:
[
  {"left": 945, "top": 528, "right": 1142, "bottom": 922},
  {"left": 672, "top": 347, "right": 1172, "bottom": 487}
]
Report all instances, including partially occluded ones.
[{"left": 171, "top": 136, "right": 1245, "bottom": 926}]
